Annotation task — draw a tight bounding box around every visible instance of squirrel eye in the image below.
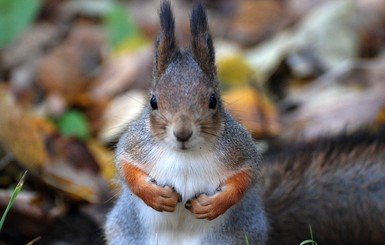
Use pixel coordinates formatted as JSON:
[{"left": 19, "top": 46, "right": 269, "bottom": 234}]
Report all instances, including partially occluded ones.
[
  {"left": 150, "top": 95, "right": 158, "bottom": 110},
  {"left": 209, "top": 94, "right": 217, "bottom": 109}
]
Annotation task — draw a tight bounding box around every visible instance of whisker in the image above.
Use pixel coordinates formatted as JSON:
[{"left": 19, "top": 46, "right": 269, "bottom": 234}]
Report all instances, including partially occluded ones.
[
  {"left": 157, "top": 111, "right": 170, "bottom": 124},
  {"left": 199, "top": 122, "right": 224, "bottom": 127},
  {"left": 200, "top": 130, "right": 219, "bottom": 137},
  {"left": 151, "top": 132, "right": 167, "bottom": 138},
  {"left": 195, "top": 113, "right": 216, "bottom": 123}
]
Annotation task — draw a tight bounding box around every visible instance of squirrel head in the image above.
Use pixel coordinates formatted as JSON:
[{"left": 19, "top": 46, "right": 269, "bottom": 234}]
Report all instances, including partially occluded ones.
[{"left": 148, "top": 1, "right": 224, "bottom": 151}]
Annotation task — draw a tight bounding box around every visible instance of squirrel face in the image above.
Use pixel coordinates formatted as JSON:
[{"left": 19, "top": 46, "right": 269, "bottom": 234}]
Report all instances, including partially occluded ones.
[{"left": 148, "top": 2, "right": 223, "bottom": 151}]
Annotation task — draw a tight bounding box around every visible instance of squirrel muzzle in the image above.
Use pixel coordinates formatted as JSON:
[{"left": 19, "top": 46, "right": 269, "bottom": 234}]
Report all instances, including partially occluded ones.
[{"left": 172, "top": 113, "right": 194, "bottom": 143}]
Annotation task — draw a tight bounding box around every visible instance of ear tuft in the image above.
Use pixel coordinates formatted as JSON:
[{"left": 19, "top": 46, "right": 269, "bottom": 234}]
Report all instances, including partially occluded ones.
[
  {"left": 190, "top": 3, "right": 216, "bottom": 78},
  {"left": 154, "top": 1, "right": 178, "bottom": 78},
  {"left": 190, "top": 3, "right": 208, "bottom": 38},
  {"left": 159, "top": 1, "right": 174, "bottom": 40}
]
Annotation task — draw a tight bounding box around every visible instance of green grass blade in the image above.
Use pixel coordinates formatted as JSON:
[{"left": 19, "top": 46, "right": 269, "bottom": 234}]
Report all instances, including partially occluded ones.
[
  {"left": 0, "top": 170, "right": 27, "bottom": 231},
  {"left": 299, "top": 224, "right": 318, "bottom": 245},
  {"left": 300, "top": 240, "right": 318, "bottom": 245},
  {"left": 244, "top": 234, "right": 249, "bottom": 245}
]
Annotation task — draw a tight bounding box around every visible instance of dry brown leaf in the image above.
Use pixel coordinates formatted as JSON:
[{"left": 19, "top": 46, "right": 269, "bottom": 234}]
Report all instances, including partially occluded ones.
[
  {"left": 41, "top": 159, "right": 102, "bottom": 203},
  {"left": 279, "top": 58, "right": 385, "bottom": 141},
  {"left": 91, "top": 47, "right": 152, "bottom": 101},
  {"left": 86, "top": 139, "right": 117, "bottom": 190},
  {"left": 0, "top": 86, "right": 48, "bottom": 169},
  {"left": 376, "top": 106, "right": 385, "bottom": 125},
  {"left": 223, "top": 86, "right": 280, "bottom": 138},
  {"left": 37, "top": 24, "right": 105, "bottom": 106},
  {"left": 0, "top": 87, "right": 104, "bottom": 203},
  {"left": 227, "top": 0, "right": 287, "bottom": 46}
]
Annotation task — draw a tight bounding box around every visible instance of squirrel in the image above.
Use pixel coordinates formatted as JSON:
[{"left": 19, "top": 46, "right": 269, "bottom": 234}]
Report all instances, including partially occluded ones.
[
  {"left": 104, "top": 2, "right": 268, "bottom": 245},
  {"left": 104, "top": 1, "right": 385, "bottom": 244}
]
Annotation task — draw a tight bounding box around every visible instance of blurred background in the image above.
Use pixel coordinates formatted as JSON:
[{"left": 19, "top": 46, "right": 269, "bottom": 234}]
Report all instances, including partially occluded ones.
[{"left": 0, "top": 0, "right": 385, "bottom": 244}]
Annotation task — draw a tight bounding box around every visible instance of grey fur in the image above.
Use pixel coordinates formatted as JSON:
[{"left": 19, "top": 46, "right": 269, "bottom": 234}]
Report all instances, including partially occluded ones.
[{"left": 105, "top": 186, "right": 147, "bottom": 244}]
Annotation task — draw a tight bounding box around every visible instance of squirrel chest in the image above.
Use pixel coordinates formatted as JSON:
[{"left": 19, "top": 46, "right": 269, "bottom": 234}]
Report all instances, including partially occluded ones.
[
  {"left": 136, "top": 146, "right": 229, "bottom": 244},
  {"left": 142, "top": 144, "right": 230, "bottom": 202}
]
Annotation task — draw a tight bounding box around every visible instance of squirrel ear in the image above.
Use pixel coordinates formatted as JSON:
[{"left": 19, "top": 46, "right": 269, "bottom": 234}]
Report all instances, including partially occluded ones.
[
  {"left": 154, "top": 1, "right": 178, "bottom": 78},
  {"left": 190, "top": 3, "right": 216, "bottom": 79}
]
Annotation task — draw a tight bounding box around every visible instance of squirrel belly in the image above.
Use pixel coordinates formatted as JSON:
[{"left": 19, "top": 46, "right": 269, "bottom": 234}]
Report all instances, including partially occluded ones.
[
  {"left": 133, "top": 145, "right": 229, "bottom": 243},
  {"left": 141, "top": 144, "right": 230, "bottom": 201},
  {"left": 138, "top": 200, "right": 225, "bottom": 245}
]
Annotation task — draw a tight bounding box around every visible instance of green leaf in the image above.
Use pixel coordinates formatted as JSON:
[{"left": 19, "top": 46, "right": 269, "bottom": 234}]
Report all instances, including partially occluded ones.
[
  {"left": 103, "top": 3, "right": 140, "bottom": 49},
  {"left": 0, "top": 0, "right": 41, "bottom": 48},
  {"left": 57, "top": 110, "right": 90, "bottom": 140},
  {"left": 0, "top": 170, "right": 27, "bottom": 231}
]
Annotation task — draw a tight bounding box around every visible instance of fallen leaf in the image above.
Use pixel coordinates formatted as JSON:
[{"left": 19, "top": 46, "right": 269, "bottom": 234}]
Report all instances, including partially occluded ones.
[
  {"left": 91, "top": 46, "right": 152, "bottom": 101},
  {"left": 226, "top": 0, "right": 286, "bottom": 46},
  {"left": 41, "top": 159, "right": 102, "bottom": 203},
  {"left": 86, "top": 140, "right": 116, "bottom": 190},
  {"left": 278, "top": 58, "right": 385, "bottom": 141},
  {"left": 56, "top": 109, "right": 91, "bottom": 141},
  {"left": 292, "top": 0, "right": 359, "bottom": 70},
  {"left": 223, "top": 86, "right": 280, "bottom": 138},
  {"left": 247, "top": 0, "right": 360, "bottom": 84},
  {"left": 37, "top": 23, "right": 105, "bottom": 106},
  {"left": 98, "top": 89, "right": 146, "bottom": 144},
  {"left": 376, "top": 106, "right": 385, "bottom": 124},
  {"left": 217, "top": 53, "right": 253, "bottom": 88},
  {"left": 0, "top": 86, "right": 48, "bottom": 169},
  {"left": 0, "top": 0, "right": 41, "bottom": 48}
]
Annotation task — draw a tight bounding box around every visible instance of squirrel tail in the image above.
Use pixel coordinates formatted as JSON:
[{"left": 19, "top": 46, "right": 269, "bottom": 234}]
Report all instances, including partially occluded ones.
[{"left": 261, "top": 129, "right": 385, "bottom": 245}]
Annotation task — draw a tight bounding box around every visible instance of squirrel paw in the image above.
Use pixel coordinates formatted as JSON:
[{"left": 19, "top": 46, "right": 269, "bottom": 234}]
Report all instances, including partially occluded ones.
[
  {"left": 142, "top": 180, "right": 181, "bottom": 212},
  {"left": 185, "top": 190, "right": 230, "bottom": 220},
  {"left": 121, "top": 162, "right": 181, "bottom": 212},
  {"left": 185, "top": 169, "right": 253, "bottom": 220}
]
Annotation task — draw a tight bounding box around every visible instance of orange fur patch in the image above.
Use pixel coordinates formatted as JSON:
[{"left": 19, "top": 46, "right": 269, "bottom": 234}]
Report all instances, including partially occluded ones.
[{"left": 121, "top": 161, "right": 179, "bottom": 212}]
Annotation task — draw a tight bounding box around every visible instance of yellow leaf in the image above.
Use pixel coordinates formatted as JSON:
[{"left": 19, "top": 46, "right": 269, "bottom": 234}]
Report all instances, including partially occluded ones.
[
  {"left": 0, "top": 86, "right": 48, "bottom": 168},
  {"left": 217, "top": 54, "right": 253, "bottom": 87},
  {"left": 86, "top": 139, "right": 118, "bottom": 190}
]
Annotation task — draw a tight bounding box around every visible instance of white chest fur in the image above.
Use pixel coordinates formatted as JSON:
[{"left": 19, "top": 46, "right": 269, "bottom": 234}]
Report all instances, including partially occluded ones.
[
  {"left": 145, "top": 144, "right": 228, "bottom": 200},
  {"left": 137, "top": 145, "right": 229, "bottom": 244}
]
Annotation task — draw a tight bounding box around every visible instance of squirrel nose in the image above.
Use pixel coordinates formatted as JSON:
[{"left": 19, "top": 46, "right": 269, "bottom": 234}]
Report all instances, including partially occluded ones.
[{"left": 173, "top": 129, "right": 193, "bottom": 142}]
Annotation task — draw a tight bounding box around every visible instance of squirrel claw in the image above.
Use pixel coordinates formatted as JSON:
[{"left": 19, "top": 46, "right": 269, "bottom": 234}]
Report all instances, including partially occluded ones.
[
  {"left": 185, "top": 200, "right": 192, "bottom": 209},
  {"left": 149, "top": 177, "right": 157, "bottom": 184},
  {"left": 194, "top": 192, "right": 206, "bottom": 199}
]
